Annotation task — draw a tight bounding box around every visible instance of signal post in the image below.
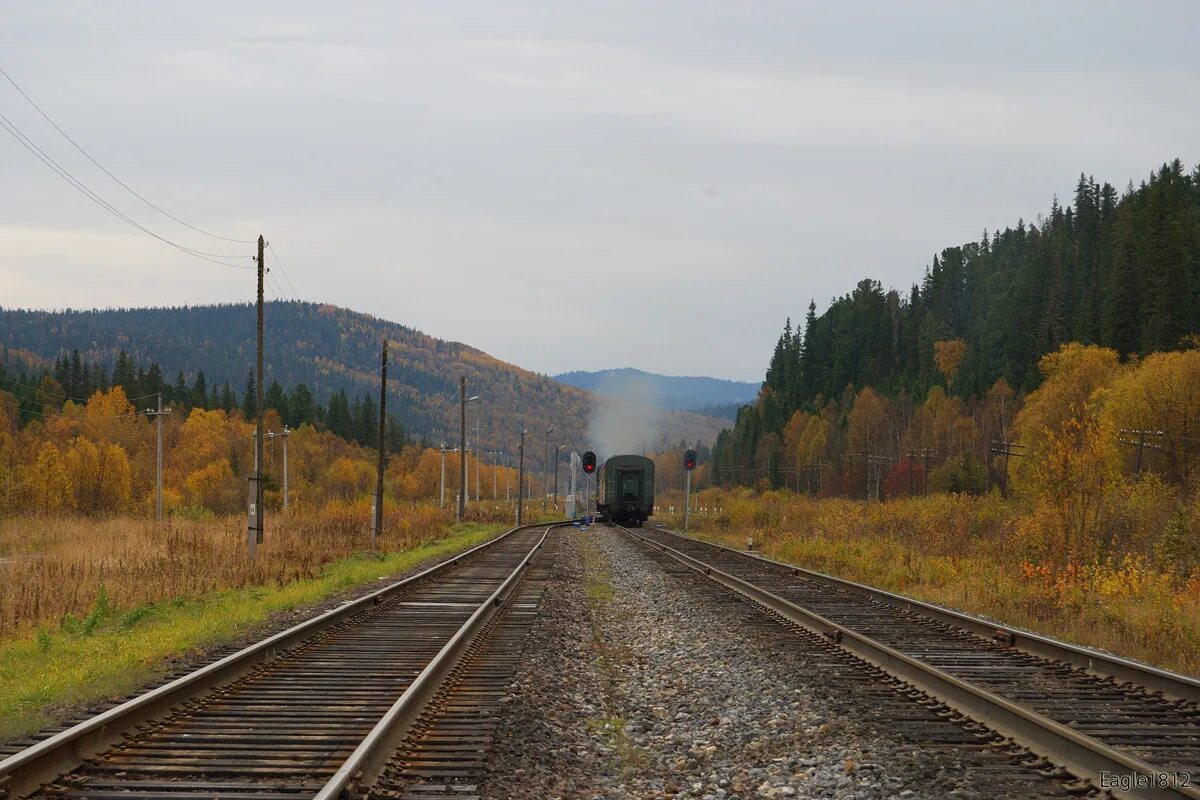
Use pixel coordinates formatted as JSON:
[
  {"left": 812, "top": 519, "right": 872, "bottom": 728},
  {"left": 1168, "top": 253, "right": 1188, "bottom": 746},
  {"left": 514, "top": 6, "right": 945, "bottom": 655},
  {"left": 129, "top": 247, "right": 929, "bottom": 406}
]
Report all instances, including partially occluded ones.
[
  {"left": 683, "top": 448, "right": 697, "bottom": 532},
  {"left": 582, "top": 450, "right": 596, "bottom": 527}
]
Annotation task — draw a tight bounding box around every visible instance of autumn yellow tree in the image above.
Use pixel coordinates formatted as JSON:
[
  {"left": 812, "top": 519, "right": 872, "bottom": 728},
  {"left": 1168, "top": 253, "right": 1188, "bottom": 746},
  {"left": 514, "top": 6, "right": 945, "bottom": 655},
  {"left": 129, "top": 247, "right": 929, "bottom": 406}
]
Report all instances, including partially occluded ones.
[
  {"left": 847, "top": 388, "right": 889, "bottom": 497},
  {"left": 1022, "top": 408, "right": 1120, "bottom": 566},
  {"left": 933, "top": 339, "right": 967, "bottom": 385},
  {"left": 64, "top": 436, "right": 132, "bottom": 514},
  {"left": 325, "top": 456, "right": 374, "bottom": 499},
  {"left": 1012, "top": 343, "right": 1121, "bottom": 493},
  {"left": 22, "top": 441, "right": 71, "bottom": 515},
  {"left": 183, "top": 459, "right": 239, "bottom": 512},
  {"left": 1105, "top": 350, "right": 1200, "bottom": 485}
]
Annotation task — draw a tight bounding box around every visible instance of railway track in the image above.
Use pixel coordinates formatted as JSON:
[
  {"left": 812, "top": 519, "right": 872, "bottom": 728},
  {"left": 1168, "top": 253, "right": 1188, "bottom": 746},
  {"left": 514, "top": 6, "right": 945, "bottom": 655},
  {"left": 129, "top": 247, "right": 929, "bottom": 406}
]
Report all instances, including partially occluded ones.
[
  {"left": 618, "top": 523, "right": 1200, "bottom": 800},
  {"left": 0, "top": 523, "right": 562, "bottom": 800}
]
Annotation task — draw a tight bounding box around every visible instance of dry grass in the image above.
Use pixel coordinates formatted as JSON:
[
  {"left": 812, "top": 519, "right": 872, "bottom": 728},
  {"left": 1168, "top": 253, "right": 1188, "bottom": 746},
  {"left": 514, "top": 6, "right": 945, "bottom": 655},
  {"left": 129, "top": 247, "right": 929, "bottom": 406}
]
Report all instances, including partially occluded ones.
[
  {"left": 0, "top": 521, "right": 505, "bottom": 739},
  {"left": 661, "top": 488, "right": 1200, "bottom": 676},
  {"left": 0, "top": 500, "right": 461, "bottom": 636}
]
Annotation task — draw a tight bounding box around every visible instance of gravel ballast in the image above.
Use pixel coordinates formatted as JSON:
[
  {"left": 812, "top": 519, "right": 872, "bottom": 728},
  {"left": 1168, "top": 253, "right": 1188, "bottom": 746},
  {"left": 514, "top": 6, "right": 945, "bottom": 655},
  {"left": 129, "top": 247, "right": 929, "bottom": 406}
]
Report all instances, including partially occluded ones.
[{"left": 482, "top": 526, "right": 1069, "bottom": 799}]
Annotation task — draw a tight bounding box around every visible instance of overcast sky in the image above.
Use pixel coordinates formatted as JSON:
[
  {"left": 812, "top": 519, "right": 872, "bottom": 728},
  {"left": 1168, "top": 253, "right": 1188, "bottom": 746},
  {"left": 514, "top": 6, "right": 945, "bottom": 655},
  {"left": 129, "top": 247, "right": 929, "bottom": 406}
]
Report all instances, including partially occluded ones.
[{"left": 2, "top": 3, "right": 1198, "bottom": 382}]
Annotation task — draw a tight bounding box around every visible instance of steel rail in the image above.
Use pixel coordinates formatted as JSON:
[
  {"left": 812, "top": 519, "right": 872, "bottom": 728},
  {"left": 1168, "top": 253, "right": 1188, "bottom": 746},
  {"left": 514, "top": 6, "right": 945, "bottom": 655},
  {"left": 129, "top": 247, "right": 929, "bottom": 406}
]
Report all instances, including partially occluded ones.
[
  {"left": 313, "top": 522, "right": 559, "bottom": 799},
  {"left": 0, "top": 522, "right": 546, "bottom": 799},
  {"left": 650, "top": 524, "right": 1200, "bottom": 704},
  {"left": 618, "top": 523, "right": 1200, "bottom": 800}
]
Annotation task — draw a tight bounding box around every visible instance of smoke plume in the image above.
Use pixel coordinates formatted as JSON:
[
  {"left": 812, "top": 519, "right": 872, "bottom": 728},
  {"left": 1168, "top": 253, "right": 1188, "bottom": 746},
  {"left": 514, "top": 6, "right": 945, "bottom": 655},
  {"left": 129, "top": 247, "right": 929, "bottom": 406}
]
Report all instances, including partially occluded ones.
[{"left": 587, "top": 371, "right": 664, "bottom": 458}]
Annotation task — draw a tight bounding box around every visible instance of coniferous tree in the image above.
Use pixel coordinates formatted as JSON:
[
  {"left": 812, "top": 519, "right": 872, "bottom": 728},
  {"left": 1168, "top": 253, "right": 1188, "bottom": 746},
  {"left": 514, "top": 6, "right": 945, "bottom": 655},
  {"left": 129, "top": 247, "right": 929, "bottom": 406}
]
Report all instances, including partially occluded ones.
[
  {"left": 144, "top": 363, "right": 165, "bottom": 399},
  {"left": 172, "top": 371, "right": 188, "bottom": 405},
  {"left": 287, "top": 384, "right": 315, "bottom": 427},
  {"left": 714, "top": 160, "right": 1200, "bottom": 485},
  {"left": 324, "top": 390, "right": 353, "bottom": 440},
  {"left": 241, "top": 372, "right": 257, "bottom": 420},
  {"left": 219, "top": 381, "right": 237, "bottom": 413},
  {"left": 191, "top": 371, "right": 208, "bottom": 409}
]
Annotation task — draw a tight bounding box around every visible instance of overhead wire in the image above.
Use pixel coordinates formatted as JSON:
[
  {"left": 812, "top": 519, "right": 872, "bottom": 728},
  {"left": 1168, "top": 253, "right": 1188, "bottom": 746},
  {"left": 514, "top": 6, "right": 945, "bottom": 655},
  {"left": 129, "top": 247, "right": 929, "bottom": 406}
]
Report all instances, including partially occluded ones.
[
  {"left": 266, "top": 242, "right": 302, "bottom": 302},
  {"left": 0, "top": 64, "right": 256, "bottom": 245},
  {"left": 1, "top": 381, "right": 149, "bottom": 421},
  {"left": 265, "top": 269, "right": 287, "bottom": 301},
  {"left": 0, "top": 370, "right": 159, "bottom": 404},
  {"left": 0, "top": 112, "right": 253, "bottom": 269}
]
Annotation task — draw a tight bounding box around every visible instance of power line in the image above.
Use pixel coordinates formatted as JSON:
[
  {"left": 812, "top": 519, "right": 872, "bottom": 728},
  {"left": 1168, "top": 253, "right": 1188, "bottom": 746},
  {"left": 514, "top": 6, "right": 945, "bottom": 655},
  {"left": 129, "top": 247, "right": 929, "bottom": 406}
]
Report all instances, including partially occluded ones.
[
  {"left": 1, "top": 382, "right": 149, "bottom": 421},
  {"left": 0, "top": 64, "right": 256, "bottom": 245},
  {"left": 267, "top": 242, "right": 302, "bottom": 302},
  {"left": 0, "top": 371, "right": 158, "bottom": 405},
  {"left": 0, "top": 112, "right": 253, "bottom": 269}
]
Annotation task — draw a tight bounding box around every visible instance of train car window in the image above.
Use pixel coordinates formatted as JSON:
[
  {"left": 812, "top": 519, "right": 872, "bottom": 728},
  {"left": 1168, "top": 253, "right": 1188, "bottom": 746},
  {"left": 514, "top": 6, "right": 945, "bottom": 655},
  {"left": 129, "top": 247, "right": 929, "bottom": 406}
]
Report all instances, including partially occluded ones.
[{"left": 620, "top": 471, "right": 640, "bottom": 500}]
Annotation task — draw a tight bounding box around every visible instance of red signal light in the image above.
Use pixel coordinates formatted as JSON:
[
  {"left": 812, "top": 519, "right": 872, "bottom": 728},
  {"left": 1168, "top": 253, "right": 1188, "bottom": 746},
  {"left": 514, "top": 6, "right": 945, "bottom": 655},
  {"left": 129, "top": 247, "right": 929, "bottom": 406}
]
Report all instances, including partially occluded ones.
[
  {"left": 582, "top": 450, "right": 597, "bottom": 474},
  {"left": 684, "top": 449, "right": 697, "bottom": 471}
]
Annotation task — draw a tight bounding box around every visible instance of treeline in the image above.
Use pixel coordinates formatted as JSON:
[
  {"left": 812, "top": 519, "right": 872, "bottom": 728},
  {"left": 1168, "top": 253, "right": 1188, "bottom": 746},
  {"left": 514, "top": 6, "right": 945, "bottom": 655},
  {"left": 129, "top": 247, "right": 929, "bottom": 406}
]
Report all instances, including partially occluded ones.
[
  {"left": 716, "top": 159, "right": 1200, "bottom": 485},
  {"left": 0, "top": 383, "right": 521, "bottom": 518},
  {"left": 2, "top": 349, "right": 406, "bottom": 452},
  {"left": 0, "top": 302, "right": 589, "bottom": 453}
]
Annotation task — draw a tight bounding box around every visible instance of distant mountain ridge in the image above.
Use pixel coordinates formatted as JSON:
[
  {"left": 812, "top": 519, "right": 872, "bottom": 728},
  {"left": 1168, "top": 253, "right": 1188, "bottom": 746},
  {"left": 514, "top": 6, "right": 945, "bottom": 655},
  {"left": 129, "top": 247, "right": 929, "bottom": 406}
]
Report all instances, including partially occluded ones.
[
  {"left": 0, "top": 302, "right": 726, "bottom": 452},
  {"left": 554, "top": 368, "right": 759, "bottom": 415}
]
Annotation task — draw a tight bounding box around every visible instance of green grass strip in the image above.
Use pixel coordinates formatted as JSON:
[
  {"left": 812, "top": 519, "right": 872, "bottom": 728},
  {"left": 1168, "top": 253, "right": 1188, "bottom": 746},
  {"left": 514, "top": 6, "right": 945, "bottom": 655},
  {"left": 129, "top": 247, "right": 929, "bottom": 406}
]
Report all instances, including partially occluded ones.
[{"left": 0, "top": 523, "right": 505, "bottom": 740}]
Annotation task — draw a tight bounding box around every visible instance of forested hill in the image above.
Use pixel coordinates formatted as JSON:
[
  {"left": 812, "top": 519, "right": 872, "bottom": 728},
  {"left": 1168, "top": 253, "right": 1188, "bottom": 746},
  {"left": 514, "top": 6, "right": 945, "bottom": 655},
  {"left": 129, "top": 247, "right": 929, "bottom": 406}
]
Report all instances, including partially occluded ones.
[
  {"left": 0, "top": 302, "right": 725, "bottom": 452},
  {"left": 715, "top": 159, "right": 1200, "bottom": 476},
  {"left": 554, "top": 368, "right": 758, "bottom": 412}
]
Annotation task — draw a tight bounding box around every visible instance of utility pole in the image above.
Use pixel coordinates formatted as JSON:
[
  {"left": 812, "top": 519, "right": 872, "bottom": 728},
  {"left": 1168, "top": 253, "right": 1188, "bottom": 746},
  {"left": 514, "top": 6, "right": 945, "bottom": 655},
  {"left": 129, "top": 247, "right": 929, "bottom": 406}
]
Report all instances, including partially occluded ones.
[
  {"left": 542, "top": 426, "right": 554, "bottom": 513},
  {"left": 145, "top": 394, "right": 172, "bottom": 523},
  {"left": 989, "top": 440, "right": 1024, "bottom": 497},
  {"left": 474, "top": 419, "right": 482, "bottom": 503},
  {"left": 552, "top": 444, "right": 564, "bottom": 512},
  {"left": 439, "top": 444, "right": 447, "bottom": 508},
  {"left": 248, "top": 234, "right": 265, "bottom": 560},
  {"left": 492, "top": 451, "right": 500, "bottom": 500},
  {"left": 459, "top": 378, "right": 467, "bottom": 522},
  {"left": 457, "top": 378, "right": 478, "bottom": 522},
  {"left": 1117, "top": 429, "right": 1167, "bottom": 476},
  {"left": 517, "top": 429, "right": 527, "bottom": 525},
  {"left": 279, "top": 426, "right": 290, "bottom": 509},
  {"left": 372, "top": 339, "right": 387, "bottom": 550}
]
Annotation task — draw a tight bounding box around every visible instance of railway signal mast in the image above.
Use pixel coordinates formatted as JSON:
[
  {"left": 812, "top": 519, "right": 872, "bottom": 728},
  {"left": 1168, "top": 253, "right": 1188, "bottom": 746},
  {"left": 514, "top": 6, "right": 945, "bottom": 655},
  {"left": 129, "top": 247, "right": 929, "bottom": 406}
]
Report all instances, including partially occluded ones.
[
  {"left": 582, "top": 450, "right": 597, "bottom": 526},
  {"left": 683, "top": 448, "right": 697, "bottom": 532}
]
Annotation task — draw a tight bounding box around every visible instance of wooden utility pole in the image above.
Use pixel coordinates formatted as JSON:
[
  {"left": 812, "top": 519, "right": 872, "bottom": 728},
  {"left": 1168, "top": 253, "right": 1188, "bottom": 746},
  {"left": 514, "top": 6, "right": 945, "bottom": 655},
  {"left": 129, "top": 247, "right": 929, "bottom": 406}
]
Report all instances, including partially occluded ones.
[
  {"left": 989, "top": 440, "right": 1024, "bottom": 497},
  {"left": 248, "top": 235, "right": 265, "bottom": 560},
  {"left": 459, "top": 377, "right": 467, "bottom": 523},
  {"left": 372, "top": 339, "right": 388, "bottom": 550},
  {"left": 517, "top": 431, "right": 526, "bottom": 525}
]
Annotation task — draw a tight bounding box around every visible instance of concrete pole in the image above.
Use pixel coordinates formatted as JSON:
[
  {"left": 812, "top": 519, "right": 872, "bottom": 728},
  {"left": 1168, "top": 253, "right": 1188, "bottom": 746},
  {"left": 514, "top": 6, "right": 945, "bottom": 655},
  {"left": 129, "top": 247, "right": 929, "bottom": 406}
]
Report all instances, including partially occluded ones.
[
  {"left": 281, "top": 426, "right": 289, "bottom": 510},
  {"left": 439, "top": 444, "right": 446, "bottom": 509},
  {"left": 155, "top": 393, "right": 163, "bottom": 522}
]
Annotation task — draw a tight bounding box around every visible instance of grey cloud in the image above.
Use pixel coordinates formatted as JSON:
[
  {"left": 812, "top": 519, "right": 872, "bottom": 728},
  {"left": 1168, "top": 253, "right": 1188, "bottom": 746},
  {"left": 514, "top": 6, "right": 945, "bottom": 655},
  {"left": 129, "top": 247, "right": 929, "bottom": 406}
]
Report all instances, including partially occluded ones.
[{"left": 2, "top": 2, "right": 1198, "bottom": 381}]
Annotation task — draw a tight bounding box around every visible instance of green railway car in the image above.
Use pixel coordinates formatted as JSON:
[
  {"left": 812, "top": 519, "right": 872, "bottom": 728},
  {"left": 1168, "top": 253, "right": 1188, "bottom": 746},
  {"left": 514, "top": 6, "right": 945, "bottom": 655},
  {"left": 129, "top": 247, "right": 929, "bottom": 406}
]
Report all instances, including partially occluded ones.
[{"left": 597, "top": 454, "right": 655, "bottom": 526}]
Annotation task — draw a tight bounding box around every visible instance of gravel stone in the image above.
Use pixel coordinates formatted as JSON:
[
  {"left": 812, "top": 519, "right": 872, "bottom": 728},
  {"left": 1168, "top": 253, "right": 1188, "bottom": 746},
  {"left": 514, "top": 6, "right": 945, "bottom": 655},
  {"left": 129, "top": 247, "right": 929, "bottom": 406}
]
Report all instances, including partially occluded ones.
[{"left": 482, "top": 527, "right": 1070, "bottom": 799}]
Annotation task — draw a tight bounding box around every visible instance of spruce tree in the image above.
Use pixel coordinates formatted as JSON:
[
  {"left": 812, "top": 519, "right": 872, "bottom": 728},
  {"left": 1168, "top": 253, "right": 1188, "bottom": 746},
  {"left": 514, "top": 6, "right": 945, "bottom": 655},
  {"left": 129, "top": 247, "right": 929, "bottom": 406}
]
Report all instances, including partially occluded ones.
[{"left": 242, "top": 372, "right": 257, "bottom": 420}]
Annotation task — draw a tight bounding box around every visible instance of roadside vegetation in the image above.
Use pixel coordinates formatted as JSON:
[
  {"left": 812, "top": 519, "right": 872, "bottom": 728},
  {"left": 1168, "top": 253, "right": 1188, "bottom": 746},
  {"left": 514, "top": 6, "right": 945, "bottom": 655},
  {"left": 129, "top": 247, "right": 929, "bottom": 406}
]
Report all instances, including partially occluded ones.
[
  {"left": 664, "top": 488, "right": 1200, "bottom": 676},
  {"left": 0, "top": 517, "right": 505, "bottom": 739},
  {"left": 668, "top": 344, "right": 1200, "bottom": 677}
]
